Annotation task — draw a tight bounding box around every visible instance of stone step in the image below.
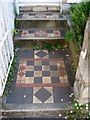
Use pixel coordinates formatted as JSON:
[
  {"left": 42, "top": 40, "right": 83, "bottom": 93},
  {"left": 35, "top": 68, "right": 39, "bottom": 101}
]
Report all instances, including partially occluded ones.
[
  {"left": 15, "top": 29, "right": 66, "bottom": 40},
  {"left": 19, "top": 6, "right": 60, "bottom": 12},
  {"left": 14, "top": 38, "right": 66, "bottom": 48},
  {"left": 16, "top": 12, "right": 64, "bottom": 21},
  {"left": 1, "top": 103, "right": 72, "bottom": 118},
  {"left": 14, "top": 29, "right": 67, "bottom": 48},
  {"left": 16, "top": 18, "right": 69, "bottom": 30}
]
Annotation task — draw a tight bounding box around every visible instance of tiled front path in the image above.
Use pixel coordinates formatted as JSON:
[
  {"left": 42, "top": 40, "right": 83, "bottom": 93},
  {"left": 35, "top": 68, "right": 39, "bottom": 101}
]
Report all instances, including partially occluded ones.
[
  {"left": 15, "top": 29, "right": 66, "bottom": 40},
  {"left": 17, "top": 12, "right": 62, "bottom": 20},
  {"left": 6, "top": 49, "right": 74, "bottom": 106}
]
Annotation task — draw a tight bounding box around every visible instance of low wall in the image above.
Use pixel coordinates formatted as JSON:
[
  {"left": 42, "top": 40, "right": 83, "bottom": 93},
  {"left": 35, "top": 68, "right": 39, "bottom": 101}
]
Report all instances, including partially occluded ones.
[{"left": 74, "top": 16, "right": 90, "bottom": 105}]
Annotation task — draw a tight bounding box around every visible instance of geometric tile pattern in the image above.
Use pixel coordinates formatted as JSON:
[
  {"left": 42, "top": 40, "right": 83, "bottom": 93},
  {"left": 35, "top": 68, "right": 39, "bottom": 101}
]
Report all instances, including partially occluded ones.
[
  {"left": 16, "top": 59, "right": 68, "bottom": 85},
  {"left": 21, "top": 30, "right": 61, "bottom": 38},
  {"left": 18, "top": 12, "right": 60, "bottom": 20},
  {"left": 16, "top": 50, "right": 69, "bottom": 103},
  {"left": 34, "top": 87, "right": 53, "bottom": 103},
  {"left": 6, "top": 50, "right": 73, "bottom": 104},
  {"left": 34, "top": 50, "right": 49, "bottom": 58}
]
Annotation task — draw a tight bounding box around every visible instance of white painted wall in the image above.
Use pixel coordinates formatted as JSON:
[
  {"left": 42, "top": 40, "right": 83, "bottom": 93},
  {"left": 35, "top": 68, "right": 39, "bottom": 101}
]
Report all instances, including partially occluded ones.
[
  {"left": 0, "top": 0, "right": 15, "bottom": 39},
  {"left": 0, "top": 0, "right": 15, "bottom": 96}
]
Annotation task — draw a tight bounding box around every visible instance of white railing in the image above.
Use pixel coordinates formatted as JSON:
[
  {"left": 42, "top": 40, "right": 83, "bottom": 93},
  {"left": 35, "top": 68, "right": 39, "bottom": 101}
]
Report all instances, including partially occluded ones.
[{"left": 0, "top": 30, "right": 14, "bottom": 97}]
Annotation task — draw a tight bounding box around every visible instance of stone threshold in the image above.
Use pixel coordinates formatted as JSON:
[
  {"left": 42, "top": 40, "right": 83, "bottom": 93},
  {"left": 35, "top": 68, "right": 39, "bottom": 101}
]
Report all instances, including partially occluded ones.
[{"left": 1, "top": 103, "right": 72, "bottom": 112}]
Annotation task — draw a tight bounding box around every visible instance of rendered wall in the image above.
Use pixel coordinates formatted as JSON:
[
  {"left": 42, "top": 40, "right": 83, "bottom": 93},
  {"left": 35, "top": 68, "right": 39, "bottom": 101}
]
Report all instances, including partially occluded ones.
[{"left": 74, "top": 16, "right": 90, "bottom": 105}]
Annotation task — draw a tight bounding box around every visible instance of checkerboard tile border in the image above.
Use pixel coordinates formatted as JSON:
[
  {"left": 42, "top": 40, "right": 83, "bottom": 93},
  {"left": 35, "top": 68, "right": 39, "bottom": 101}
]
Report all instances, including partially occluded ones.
[{"left": 16, "top": 58, "right": 69, "bottom": 88}]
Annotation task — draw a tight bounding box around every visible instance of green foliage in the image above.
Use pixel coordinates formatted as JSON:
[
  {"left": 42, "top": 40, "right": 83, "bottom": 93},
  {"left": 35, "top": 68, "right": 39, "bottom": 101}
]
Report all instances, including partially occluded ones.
[
  {"left": 14, "top": 19, "right": 20, "bottom": 29},
  {"left": 32, "top": 44, "right": 65, "bottom": 51},
  {"left": 4, "top": 49, "right": 17, "bottom": 96},
  {"left": 66, "top": 2, "right": 90, "bottom": 48},
  {"left": 13, "top": 28, "right": 18, "bottom": 35},
  {"left": 62, "top": 99, "right": 90, "bottom": 119},
  {"left": 65, "top": 30, "right": 74, "bottom": 42}
]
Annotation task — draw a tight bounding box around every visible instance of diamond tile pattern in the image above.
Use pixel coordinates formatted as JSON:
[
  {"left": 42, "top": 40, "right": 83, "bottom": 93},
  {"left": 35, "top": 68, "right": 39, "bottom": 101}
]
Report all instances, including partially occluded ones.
[
  {"left": 35, "top": 50, "right": 48, "bottom": 58},
  {"left": 21, "top": 30, "right": 61, "bottom": 38},
  {"left": 35, "top": 30, "right": 47, "bottom": 37},
  {"left": 34, "top": 87, "right": 52, "bottom": 103},
  {"left": 14, "top": 50, "right": 70, "bottom": 104},
  {"left": 18, "top": 72, "right": 25, "bottom": 77}
]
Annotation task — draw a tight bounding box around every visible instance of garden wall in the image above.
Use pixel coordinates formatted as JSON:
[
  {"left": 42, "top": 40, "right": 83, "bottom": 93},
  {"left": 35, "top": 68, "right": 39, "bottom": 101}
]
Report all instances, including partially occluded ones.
[{"left": 74, "top": 16, "right": 90, "bottom": 105}]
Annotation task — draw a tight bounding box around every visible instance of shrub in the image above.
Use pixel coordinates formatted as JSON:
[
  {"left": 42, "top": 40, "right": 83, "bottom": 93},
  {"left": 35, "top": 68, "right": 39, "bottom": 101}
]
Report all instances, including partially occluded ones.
[{"left": 66, "top": 2, "right": 90, "bottom": 48}]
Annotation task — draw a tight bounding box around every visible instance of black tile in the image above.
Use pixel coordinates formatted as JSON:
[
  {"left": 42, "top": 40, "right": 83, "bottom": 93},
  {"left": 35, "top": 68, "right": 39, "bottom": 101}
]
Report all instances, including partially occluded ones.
[
  {"left": 34, "top": 77, "right": 42, "bottom": 84},
  {"left": 46, "top": 13, "right": 52, "bottom": 15},
  {"left": 42, "top": 71, "right": 50, "bottom": 76},
  {"left": 59, "top": 14, "right": 63, "bottom": 18},
  {"left": 27, "top": 61, "right": 34, "bottom": 65},
  {"left": 16, "top": 49, "right": 34, "bottom": 59},
  {"left": 6, "top": 92, "right": 15, "bottom": 103},
  {"left": 6, "top": 87, "right": 33, "bottom": 104},
  {"left": 47, "top": 30, "right": 53, "bottom": 33},
  {"left": 60, "top": 30, "right": 67, "bottom": 37},
  {"left": 34, "top": 87, "right": 52, "bottom": 103},
  {"left": 34, "top": 66, "right": 42, "bottom": 71},
  {"left": 51, "top": 77, "right": 60, "bottom": 83},
  {"left": 26, "top": 71, "right": 34, "bottom": 77},
  {"left": 49, "top": 50, "right": 64, "bottom": 58},
  {"left": 50, "top": 66, "right": 57, "bottom": 71},
  {"left": 13, "top": 88, "right": 33, "bottom": 104},
  {"left": 19, "top": 13, "right": 23, "bottom": 18},
  {"left": 18, "top": 31, "right": 22, "bottom": 37},
  {"left": 53, "top": 87, "right": 72, "bottom": 103},
  {"left": 29, "top": 13, "right": 35, "bottom": 16},
  {"left": 42, "top": 60, "right": 49, "bottom": 65},
  {"left": 29, "top": 30, "right": 35, "bottom": 33}
]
